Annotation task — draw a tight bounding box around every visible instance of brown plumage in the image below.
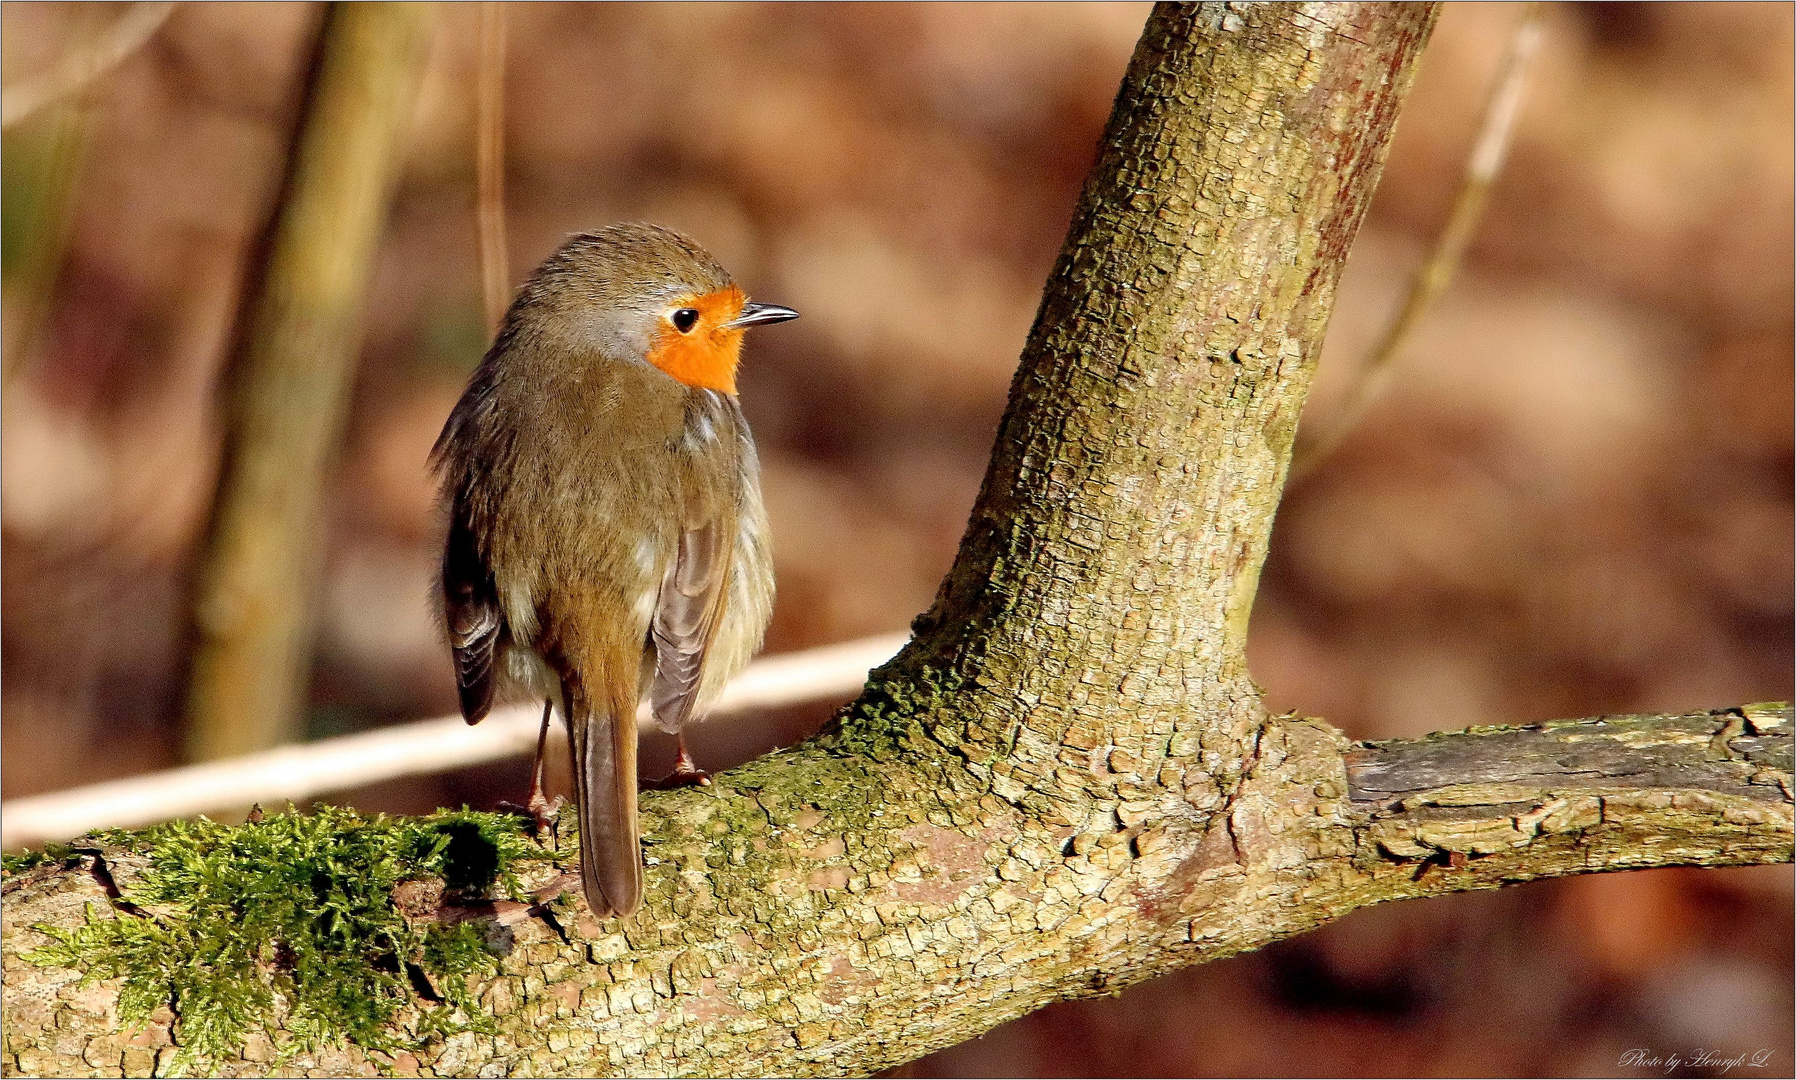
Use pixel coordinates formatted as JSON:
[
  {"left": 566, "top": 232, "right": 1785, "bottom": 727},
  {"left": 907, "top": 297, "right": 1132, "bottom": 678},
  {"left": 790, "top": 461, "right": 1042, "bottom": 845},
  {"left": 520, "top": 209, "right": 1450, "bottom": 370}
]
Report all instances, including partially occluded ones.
[{"left": 431, "top": 223, "right": 793, "bottom": 917}]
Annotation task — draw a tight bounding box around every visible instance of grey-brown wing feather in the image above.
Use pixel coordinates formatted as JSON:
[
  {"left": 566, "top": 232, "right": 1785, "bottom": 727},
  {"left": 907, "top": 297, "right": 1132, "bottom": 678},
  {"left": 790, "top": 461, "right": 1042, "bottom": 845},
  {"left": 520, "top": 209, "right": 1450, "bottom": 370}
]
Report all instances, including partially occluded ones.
[
  {"left": 648, "top": 519, "right": 733, "bottom": 732},
  {"left": 443, "top": 513, "right": 502, "bottom": 724}
]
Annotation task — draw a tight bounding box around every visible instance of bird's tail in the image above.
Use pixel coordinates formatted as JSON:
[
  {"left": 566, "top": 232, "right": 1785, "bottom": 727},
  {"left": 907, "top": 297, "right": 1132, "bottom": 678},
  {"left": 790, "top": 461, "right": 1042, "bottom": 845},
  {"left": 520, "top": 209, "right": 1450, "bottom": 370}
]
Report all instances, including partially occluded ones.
[{"left": 565, "top": 672, "right": 642, "bottom": 917}]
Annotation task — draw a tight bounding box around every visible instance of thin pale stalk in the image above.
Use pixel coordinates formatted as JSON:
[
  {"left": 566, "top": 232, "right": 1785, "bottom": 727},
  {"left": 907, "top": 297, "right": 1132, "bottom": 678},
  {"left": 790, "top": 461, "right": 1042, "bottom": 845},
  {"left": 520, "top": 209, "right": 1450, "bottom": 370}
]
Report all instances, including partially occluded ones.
[{"left": 476, "top": 0, "right": 510, "bottom": 333}]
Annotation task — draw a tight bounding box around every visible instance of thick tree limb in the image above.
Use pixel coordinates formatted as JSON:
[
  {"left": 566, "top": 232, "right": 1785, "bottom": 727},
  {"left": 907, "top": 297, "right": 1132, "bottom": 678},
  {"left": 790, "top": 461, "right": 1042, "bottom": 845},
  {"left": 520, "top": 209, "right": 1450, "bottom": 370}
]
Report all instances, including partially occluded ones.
[
  {"left": 4, "top": 705, "right": 1787, "bottom": 1076},
  {"left": 4, "top": 5, "right": 1787, "bottom": 1078},
  {"left": 1342, "top": 703, "right": 1793, "bottom": 894}
]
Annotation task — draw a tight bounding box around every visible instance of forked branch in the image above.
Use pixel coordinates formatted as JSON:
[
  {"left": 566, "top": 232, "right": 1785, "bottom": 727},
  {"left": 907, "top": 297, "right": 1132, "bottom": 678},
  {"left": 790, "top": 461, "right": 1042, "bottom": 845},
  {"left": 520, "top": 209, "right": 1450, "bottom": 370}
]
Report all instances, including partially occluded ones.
[{"left": 3, "top": 5, "right": 1786, "bottom": 1077}]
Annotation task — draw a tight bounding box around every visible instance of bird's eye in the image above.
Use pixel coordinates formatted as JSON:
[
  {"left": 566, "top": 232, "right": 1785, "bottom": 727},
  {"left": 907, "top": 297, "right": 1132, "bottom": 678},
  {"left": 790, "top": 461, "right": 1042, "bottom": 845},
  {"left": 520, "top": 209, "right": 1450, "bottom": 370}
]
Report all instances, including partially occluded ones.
[{"left": 671, "top": 308, "right": 700, "bottom": 333}]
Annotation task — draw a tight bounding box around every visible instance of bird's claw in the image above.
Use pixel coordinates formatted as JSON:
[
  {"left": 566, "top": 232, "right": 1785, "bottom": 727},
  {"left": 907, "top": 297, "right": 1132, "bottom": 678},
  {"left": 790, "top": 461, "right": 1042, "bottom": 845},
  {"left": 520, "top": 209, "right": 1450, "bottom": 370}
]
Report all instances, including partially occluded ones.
[
  {"left": 644, "top": 765, "right": 710, "bottom": 790},
  {"left": 498, "top": 794, "right": 565, "bottom": 838}
]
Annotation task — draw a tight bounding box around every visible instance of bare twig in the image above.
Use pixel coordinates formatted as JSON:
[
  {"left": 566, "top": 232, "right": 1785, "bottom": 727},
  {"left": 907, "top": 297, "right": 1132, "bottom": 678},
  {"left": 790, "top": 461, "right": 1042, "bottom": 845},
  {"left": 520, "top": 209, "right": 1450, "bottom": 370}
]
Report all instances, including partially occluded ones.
[
  {"left": 5, "top": 633, "right": 908, "bottom": 849},
  {"left": 0, "top": 2, "right": 177, "bottom": 130},
  {"left": 476, "top": 0, "right": 510, "bottom": 333},
  {"left": 1289, "top": 3, "right": 1544, "bottom": 481}
]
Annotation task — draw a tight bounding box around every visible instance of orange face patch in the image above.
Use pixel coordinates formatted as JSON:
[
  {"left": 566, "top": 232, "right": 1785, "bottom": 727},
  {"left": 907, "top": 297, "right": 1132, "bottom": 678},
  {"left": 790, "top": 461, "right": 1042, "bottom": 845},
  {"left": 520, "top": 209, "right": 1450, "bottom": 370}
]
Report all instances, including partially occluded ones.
[{"left": 644, "top": 285, "right": 747, "bottom": 394}]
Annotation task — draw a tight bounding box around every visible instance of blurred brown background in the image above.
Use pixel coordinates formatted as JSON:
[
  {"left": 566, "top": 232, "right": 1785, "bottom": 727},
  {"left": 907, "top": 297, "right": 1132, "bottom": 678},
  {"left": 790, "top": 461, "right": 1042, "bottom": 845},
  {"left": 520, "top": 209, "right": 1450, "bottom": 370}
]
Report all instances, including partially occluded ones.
[{"left": 2, "top": 3, "right": 1790, "bottom": 1076}]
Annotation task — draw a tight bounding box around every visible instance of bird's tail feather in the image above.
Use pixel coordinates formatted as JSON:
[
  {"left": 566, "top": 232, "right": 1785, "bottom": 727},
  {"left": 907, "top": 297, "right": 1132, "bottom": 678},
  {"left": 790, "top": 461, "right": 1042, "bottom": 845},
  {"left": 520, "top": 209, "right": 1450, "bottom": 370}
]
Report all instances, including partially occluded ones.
[{"left": 567, "top": 674, "right": 641, "bottom": 917}]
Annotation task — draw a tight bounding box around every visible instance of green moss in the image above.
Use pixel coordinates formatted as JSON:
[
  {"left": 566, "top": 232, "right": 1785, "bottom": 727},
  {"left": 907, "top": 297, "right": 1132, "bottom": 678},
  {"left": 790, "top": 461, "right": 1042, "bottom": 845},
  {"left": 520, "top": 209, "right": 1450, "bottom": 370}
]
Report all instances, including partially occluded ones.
[
  {"left": 22, "top": 806, "right": 548, "bottom": 1075},
  {"left": 1, "top": 841, "right": 75, "bottom": 877}
]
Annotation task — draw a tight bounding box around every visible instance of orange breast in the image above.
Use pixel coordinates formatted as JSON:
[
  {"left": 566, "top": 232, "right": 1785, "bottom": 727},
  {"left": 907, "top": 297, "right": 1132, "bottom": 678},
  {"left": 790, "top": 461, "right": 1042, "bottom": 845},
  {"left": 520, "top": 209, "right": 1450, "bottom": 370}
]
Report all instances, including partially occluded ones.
[{"left": 645, "top": 285, "right": 746, "bottom": 394}]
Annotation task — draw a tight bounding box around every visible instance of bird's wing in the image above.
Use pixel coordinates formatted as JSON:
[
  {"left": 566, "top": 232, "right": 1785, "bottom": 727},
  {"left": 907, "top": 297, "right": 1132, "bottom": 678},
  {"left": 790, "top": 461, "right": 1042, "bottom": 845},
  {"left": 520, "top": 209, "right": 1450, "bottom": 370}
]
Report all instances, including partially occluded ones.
[
  {"left": 648, "top": 516, "right": 734, "bottom": 733},
  {"left": 443, "top": 513, "right": 502, "bottom": 724}
]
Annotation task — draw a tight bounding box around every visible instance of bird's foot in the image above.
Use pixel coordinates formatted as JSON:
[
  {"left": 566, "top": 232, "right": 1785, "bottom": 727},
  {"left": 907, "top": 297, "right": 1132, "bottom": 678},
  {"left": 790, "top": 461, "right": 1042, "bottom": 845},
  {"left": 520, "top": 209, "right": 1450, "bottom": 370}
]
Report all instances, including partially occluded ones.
[
  {"left": 499, "top": 793, "right": 565, "bottom": 838},
  {"left": 646, "top": 745, "right": 711, "bottom": 790},
  {"left": 644, "top": 765, "right": 710, "bottom": 790}
]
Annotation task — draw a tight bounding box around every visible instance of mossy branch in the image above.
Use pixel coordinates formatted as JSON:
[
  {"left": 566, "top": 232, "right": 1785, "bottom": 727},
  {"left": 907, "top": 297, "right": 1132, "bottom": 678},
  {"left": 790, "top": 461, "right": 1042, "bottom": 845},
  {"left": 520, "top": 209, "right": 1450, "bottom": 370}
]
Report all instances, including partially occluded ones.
[
  {"left": 5, "top": 4, "right": 1788, "bottom": 1077},
  {"left": 5, "top": 705, "right": 1788, "bottom": 1076}
]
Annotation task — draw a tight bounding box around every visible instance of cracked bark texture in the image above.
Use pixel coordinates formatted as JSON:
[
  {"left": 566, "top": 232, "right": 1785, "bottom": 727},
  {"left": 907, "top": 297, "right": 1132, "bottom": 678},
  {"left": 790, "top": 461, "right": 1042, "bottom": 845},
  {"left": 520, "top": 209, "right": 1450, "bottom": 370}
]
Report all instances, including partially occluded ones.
[{"left": 5, "top": 4, "right": 1790, "bottom": 1077}]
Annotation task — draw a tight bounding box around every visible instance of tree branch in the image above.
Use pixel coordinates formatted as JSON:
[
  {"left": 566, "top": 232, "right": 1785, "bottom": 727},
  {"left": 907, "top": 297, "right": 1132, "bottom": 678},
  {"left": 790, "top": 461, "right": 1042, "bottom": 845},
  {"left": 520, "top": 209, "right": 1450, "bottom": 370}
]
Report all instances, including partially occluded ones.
[
  {"left": 4, "top": 705, "right": 1786, "bottom": 1076},
  {"left": 5, "top": 4, "right": 1786, "bottom": 1077},
  {"left": 2, "top": 635, "right": 908, "bottom": 849},
  {"left": 1342, "top": 703, "right": 1794, "bottom": 898},
  {"left": 1288, "top": 0, "right": 1544, "bottom": 479},
  {"left": 0, "top": 2, "right": 177, "bottom": 131},
  {"left": 182, "top": 3, "right": 437, "bottom": 761}
]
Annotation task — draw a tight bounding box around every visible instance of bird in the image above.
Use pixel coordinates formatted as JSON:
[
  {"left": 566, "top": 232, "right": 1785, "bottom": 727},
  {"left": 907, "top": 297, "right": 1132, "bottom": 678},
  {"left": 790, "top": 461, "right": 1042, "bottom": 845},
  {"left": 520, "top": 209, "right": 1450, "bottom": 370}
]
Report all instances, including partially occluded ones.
[{"left": 430, "top": 222, "right": 795, "bottom": 918}]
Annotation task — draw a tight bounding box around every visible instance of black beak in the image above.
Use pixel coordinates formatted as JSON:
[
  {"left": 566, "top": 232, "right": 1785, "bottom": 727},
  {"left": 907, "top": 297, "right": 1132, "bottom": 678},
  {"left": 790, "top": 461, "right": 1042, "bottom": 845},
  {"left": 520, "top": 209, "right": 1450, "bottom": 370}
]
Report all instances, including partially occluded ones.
[{"left": 722, "top": 302, "right": 800, "bottom": 330}]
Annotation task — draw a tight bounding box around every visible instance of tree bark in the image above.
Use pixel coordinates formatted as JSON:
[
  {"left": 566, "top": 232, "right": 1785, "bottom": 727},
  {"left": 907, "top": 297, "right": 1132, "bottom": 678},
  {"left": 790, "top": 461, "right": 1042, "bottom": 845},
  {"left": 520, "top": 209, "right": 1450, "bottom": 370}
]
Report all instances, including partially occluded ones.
[
  {"left": 4, "top": 703, "right": 1787, "bottom": 1077},
  {"left": 6, "top": 4, "right": 1789, "bottom": 1077},
  {"left": 182, "top": 3, "right": 436, "bottom": 761}
]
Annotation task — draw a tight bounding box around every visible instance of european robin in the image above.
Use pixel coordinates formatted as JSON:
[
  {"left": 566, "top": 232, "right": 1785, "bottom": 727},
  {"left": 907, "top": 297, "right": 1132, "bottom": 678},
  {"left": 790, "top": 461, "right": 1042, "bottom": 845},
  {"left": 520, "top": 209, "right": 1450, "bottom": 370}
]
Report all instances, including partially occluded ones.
[{"left": 431, "top": 223, "right": 796, "bottom": 917}]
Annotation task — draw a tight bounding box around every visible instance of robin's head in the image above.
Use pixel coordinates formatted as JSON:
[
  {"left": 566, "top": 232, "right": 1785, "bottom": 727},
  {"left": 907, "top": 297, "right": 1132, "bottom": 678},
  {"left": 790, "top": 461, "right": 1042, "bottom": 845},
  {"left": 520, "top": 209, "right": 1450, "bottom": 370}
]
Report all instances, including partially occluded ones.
[{"left": 508, "top": 222, "right": 797, "bottom": 394}]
